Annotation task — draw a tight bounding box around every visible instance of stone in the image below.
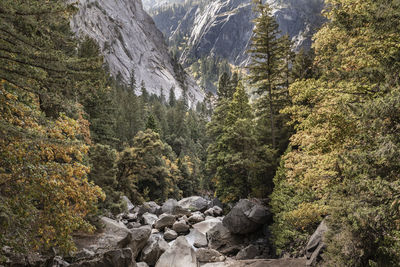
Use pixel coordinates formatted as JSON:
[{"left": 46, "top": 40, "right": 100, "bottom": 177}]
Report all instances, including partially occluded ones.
[
  {"left": 154, "top": 214, "right": 176, "bottom": 230},
  {"left": 172, "top": 220, "right": 190, "bottom": 234},
  {"left": 207, "top": 222, "right": 243, "bottom": 255},
  {"left": 185, "top": 228, "right": 207, "bottom": 248},
  {"left": 140, "top": 234, "right": 169, "bottom": 266},
  {"left": 209, "top": 198, "right": 223, "bottom": 209},
  {"left": 235, "top": 244, "right": 261, "bottom": 260},
  {"left": 70, "top": 248, "right": 136, "bottom": 267},
  {"left": 127, "top": 222, "right": 142, "bottom": 229},
  {"left": 204, "top": 206, "right": 223, "bottom": 217},
  {"left": 188, "top": 212, "right": 205, "bottom": 224},
  {"left": 306, "top": 219, "right": 328, "bottom": 266},
  {"left": 161, "top": 199, "right": 179, "bottom": 214},
  {"left": 192, "top": 217, "right": 221, "bottom": 235},
  {"left": 46, "top": 256, "right": 70, "bottom": 267},
  {"left": 222, "top": 199, "right": 271, "bottom": 234},
  {"left": 142, "top": 212, "right": 158, "bottom": 227},
  {"left": 139, "top": 202, "right": 162, "bottom": 216},
  {"left": 121, "top": 225, "right": 152, "bottom": 259},
  {"left": 164, "top": 229, "right": 178, "bottom": 241},
  {"left": 137, "top": 262, "right": 149, "bottom": 267},
  {"left": 196, "top": 248, "right": 225, "bottom": 263},
  {"left": 155, "top": 236, "right": 197, "bottom": 267},
  {"left": 121, "top": 196, "right": 135, "bottom": 212},
  {"left": 178, "top": 196, "right": 209, "bottom": 212}
]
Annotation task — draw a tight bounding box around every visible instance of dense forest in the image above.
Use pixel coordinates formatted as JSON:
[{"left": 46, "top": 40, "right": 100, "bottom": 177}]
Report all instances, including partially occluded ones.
[{"left": 2, "top": 0, "right": 400, "bottom": 266}]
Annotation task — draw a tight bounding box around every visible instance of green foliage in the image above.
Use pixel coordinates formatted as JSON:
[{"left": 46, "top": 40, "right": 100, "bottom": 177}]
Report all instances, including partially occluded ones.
[
  {"left": 270, "top": 0, "right": 400, "bottom": 265},
  {"left": 0, "top": 0, "right": 105, "bottom": 257},
  {"left": 88, "top": 144, "right": 125, "bottom": 215},
  {"left": 116, "top": 129, "right": 182, "bottom": 203}
]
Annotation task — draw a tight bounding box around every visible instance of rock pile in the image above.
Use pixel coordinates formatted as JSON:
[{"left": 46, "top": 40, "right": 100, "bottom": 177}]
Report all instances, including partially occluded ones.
[{"left": 5, "top": 197, "right": 284, "bottom": 267}]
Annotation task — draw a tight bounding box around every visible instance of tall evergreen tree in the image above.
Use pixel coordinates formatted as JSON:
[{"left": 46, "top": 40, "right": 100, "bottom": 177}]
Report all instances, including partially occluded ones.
[
  {"left": 248, "top": 0, "right": 291, "bottom": 152},
  {"left": 213, "top": 82, "right": 257, "bottom": 202}
]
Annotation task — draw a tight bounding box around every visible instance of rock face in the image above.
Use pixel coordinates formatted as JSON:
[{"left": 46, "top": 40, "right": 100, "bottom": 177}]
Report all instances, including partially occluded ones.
[
  {"left": 151, "top": 0, "right": 325, "bottom": 67},
  {"left": 155, "top": 236, "right": 197, "bottom": 267},
  {"left": 222, "top": 199, "right": 271, "bottom": 234},
  {"left": 70, "top": 0, "right": 204, "bottom": 106},
  {"left": 305, "top": 219, "right": 328, "bottom": 266}
]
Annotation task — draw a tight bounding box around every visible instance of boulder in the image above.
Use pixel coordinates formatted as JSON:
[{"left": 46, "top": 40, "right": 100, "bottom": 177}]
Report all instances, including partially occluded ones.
[
  {"left": 154, "top": 214, "right": 176, "bottom": 230},
  {"left": 140, "top": 234, "right": 169, "bottom": 266},
  {"left": 208, "top": 198, "right": 223, "bottom": 209},
  {"left": 46, "top": 256, "right": 70, "bottom": 267},
  {"left": 70, "top": 248, "right": 136, "bottom": 267},
  {"left": 222, "top": 199, "right": 271, "bottom": 234},
  {"left": 121, "top": 196, "right": 135, "bottom": 212},
  {"left": 188, "top": 212, "right": 205, "bottom": 224},
  {"left": 121, "top": 226, "right": 152, "bottom": 259},
  {"left": 196, "top": 248, "right": 225, "bottom": 263},
  {"left": 236, "top": 245, "right": 261, "bottom": 260},
  {"left": 204, "top": 206, "right": 223, "bottom": 217},
  {"left": 127, "top": 222, "right": 142, "bottom": 229},
  {"left": 142, "top": 212, "right": 158, "bottom": 227},
  {"left": 178, "top": 196, "right": 209, "bottom": 212},
  {"left": 137, "top": 263, "right": 149, "bottom": 267},
  {"left": 306, "top": 219, "right": 328, "bottom": 266},
  {"left": 139, "top": 202, "right": 162, "bottom": 216},
  {"left": 172, "top": 220, "right": 190, "bottom": 234},
  {"left": 155, "top": 236, "right": 197, "bottom": 267},
  {"left": 161, "top": 199, "right": 179, "bottom": 214},
  {"left": 164, "top": 229, "right": 178, "bottom": 241},
  {"left": 185, "top": 229, "right": 207, "bottom": 248},
  {"left": 207, "top": 222, "right": 243, "bottom": 255},
  {"left": 192, "top": 217, "right": 221, "bottom": 235}
]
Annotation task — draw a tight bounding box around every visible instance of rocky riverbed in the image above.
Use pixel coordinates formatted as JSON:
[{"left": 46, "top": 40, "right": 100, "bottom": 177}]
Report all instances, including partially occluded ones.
[{"left": 3, "top": 196, "right": 325, "bottom": 266}]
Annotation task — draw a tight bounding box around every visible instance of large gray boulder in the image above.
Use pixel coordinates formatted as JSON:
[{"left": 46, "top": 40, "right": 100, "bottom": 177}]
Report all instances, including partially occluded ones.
[
  {"left": 161, "top": 199, "right": 191, "bottom": 216},
  {"left": 164, "top": 229, "right": 178, "bottom": 241},
  {"left": 188, "top": 212, "right": 205, "bottom": 224},
  {"left": 173, "top": 220, "right": 190, "bottom": 234},
  {"left": 192, "top": 217, "right": 221, "bottom": 235},
  {"left": 140, "top": 234, "right": 169, "bottom": 266},
  {"left": 185, "top": 229, "right": 207, "bottom": 248},
  {"left": 73, "top": 217, "right": 150, "bottom": 259},
  {"left": 178, "top": 196, "right": 209, "bottom": 212},
  {"left": 207, "top": 222, "right": 243, "bottom": 255},
  {"left": 306, "top": 219, "right": 328, "bottom": 266},
  {"left": 142, "top": 212, "right": 158, "bottom": 227},
  {"left": 155, "top": 236, "right": 197, "bottom": 267},
  {"left": 222, "top": 199, "right": 271, "bottom": 234},
  {"left": 139, "top": 202, "right": 162, "bottom": 216},
  {"left": 70, "top": 248, "right": 136, "bottom": 267},
  {"left": 154, "top": 214, "right": 176, "bottom": 230}
]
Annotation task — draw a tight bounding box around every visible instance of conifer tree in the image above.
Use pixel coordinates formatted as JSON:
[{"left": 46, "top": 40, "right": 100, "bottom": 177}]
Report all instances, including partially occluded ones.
[
  {"left": 248, "top": 0, "right": 291, "bottom": 152},
  {"left": 213, "top": 82, "right": 257, "bottom": 202}
]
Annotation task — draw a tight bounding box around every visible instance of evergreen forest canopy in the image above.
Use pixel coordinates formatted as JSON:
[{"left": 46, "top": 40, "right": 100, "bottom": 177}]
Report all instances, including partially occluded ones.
[{"left": 1, "top": 0, "right": 400, "bottom": 266}]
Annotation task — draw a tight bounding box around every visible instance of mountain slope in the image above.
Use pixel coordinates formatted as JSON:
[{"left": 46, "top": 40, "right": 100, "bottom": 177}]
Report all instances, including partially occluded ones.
[
  {"left": 70, "top": 0, "right": 204, "bottom": 105},
  {"left": 151, "top": 0, "right": 325, "bottom": 67}
]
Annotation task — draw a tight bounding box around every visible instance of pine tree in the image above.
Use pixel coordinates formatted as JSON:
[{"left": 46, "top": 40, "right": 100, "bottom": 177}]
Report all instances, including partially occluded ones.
[
  {"left": 130, "top": 69, "right": 137, "bottom": 91},
  {"left": 248, "top": 1, "right": 291, "bottom": 152},
  {"left": 169, "top": 87, "right": 176, "bottom": 107},
  {"left": 213, "top": 82, "right": 257, "bottom": 202}
]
